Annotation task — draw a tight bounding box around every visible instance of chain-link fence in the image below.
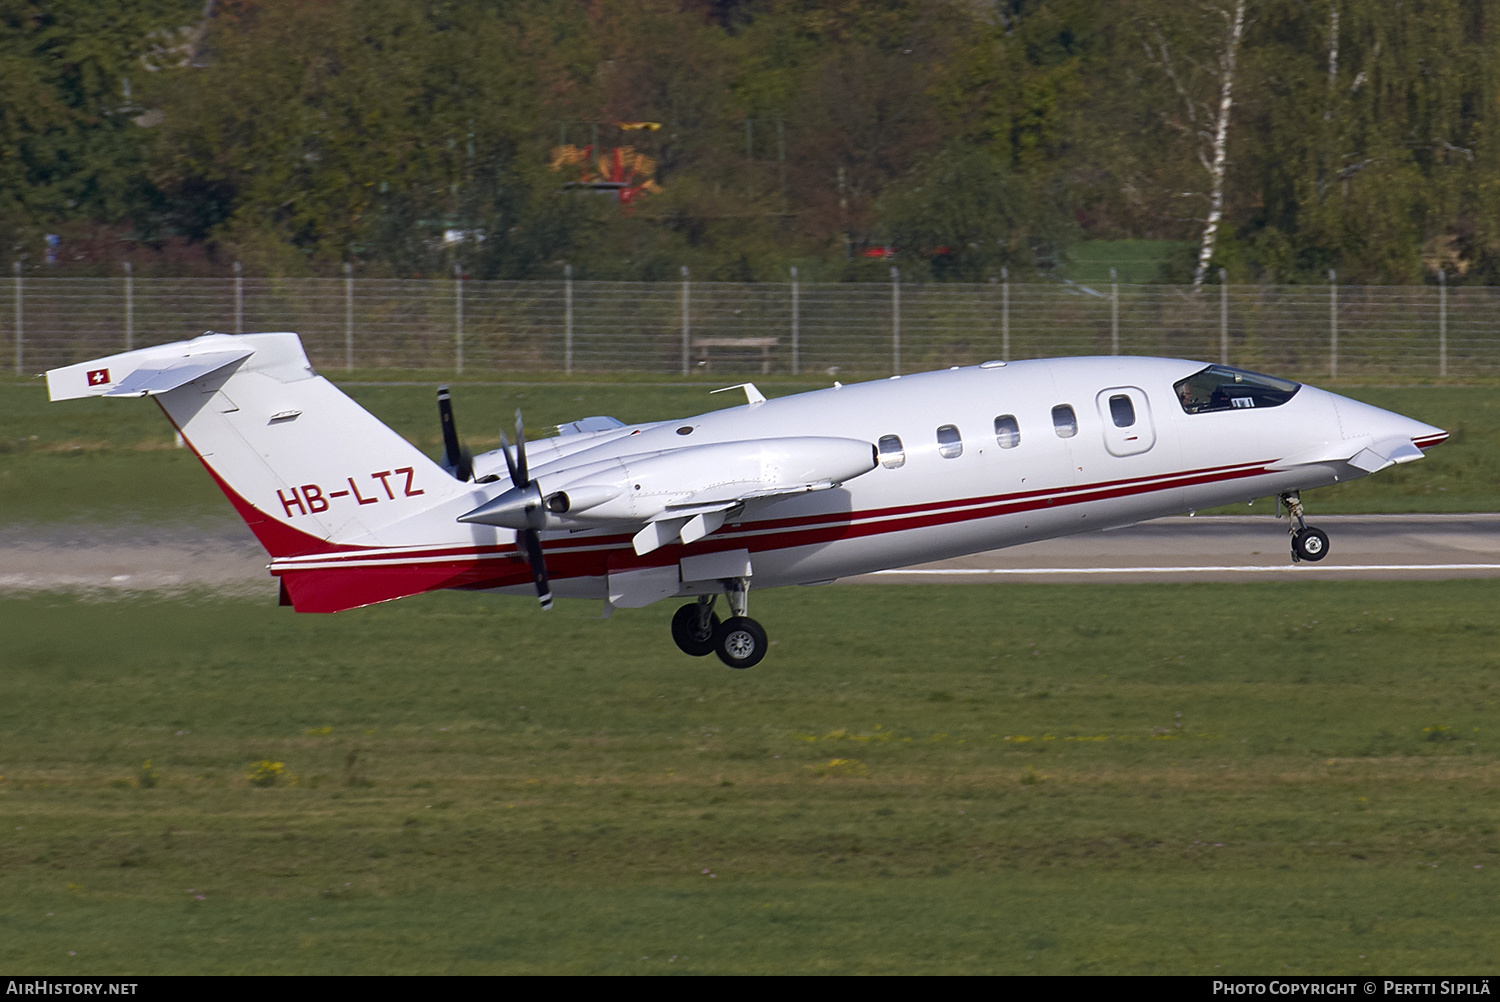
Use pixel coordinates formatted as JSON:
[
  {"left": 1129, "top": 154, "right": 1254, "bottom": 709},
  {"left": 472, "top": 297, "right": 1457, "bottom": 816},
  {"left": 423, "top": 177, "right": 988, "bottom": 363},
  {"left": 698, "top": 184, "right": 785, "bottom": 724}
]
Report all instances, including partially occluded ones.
[{"left": 8, "top": 269, "right": 1499, "bottom": 380}]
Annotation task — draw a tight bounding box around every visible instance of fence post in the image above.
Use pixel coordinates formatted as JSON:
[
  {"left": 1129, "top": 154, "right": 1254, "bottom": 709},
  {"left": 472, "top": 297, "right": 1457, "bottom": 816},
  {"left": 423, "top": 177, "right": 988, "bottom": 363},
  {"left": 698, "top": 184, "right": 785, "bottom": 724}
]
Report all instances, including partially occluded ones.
[
  {"left": 1438, "top": 268, "right": 1447, "bottom": 378},
  {"left": 233, "top": 261, "right": 243, "bottom": 332},
  {"left": 454, "top": 263, "right": 464, "bottom": 376},
  {"left": 123, "top": 261, "right": 134, "bottom": 351},
  {"left": 680, "top": 265, "right": 690, "bottom": 376},
  {"left": 13, "top": 262, "right": 21, "bottom": 376},
  {"left": 11, "top": 262, "right": 19, "bottom": 375},
  {"left": 789, "top": 266, "right": 800, "bottom": 376},
  {"left": 891, "top": 265, "right": 900, "bottom": 375},
  {"left": 1328, "top": 269, "right": 1338, "bottom": 379},
  {"left": 1110, "top": 267, "right": 1119, "bottom": 354},
  {"left": 1002, "top": 264, "right": 1014, "bottom": 361},
  {"left": 1219, "top": 268, "right": 1229, "bottom": 364},
  {"left": 344, "top": 261, "right": 354, "bottom": 372},
  {"left": 564, "top": 264, "right": 573, "bottom": 376}
]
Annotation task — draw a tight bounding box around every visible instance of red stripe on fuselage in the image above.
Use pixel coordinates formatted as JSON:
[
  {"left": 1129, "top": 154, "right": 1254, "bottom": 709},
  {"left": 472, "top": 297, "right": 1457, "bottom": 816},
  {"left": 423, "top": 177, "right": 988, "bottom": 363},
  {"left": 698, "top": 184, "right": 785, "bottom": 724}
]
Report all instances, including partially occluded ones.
[{"left": 271, "top": 457, "right": 1278, "bottom": 611}]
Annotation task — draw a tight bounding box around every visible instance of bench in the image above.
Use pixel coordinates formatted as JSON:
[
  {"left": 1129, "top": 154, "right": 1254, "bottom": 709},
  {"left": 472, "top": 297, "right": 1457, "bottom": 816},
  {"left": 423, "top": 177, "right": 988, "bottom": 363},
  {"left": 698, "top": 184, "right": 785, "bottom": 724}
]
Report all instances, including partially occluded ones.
[{"left": 691, "top": 336, "right": 779, "bottom": 374}]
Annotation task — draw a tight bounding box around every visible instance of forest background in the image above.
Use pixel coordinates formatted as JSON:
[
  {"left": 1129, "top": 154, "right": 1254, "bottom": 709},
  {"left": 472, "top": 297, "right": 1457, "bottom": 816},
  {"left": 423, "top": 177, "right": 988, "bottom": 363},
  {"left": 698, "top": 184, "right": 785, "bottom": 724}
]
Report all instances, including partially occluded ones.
[{"left": 2, "top": 0, "right": 1498, "bottom": 286}]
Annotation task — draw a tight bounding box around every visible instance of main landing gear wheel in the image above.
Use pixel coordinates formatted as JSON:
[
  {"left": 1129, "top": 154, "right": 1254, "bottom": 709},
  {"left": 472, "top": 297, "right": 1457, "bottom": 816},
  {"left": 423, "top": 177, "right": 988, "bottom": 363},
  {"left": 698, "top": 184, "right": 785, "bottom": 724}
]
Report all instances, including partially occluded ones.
[
  {"left": 1292, "top": 526, "right": 1330, "bottom": 562},
  {"left": 671, "top": 602, "right": 721, "bottom": 657},
  {"left": 713, "top": 616, "right": 768, "bottom": 670}
]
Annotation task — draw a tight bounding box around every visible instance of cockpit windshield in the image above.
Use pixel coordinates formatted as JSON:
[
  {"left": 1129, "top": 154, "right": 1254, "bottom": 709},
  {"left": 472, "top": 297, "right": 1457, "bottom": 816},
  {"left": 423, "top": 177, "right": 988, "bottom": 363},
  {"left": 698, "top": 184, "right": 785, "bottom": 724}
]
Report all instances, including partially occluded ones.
[{"left": 1173, "top": 365, "right": 1300, "bottom": 414}]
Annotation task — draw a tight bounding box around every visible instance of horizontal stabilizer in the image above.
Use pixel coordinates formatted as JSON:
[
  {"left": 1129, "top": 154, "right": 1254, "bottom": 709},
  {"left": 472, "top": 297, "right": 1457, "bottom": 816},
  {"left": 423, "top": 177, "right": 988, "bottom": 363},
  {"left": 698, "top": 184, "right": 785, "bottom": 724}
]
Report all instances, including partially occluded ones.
[
  {"left": 102, "top": 350, "right": 253, "bottom": 397},
  {"left": 46, "top": 333, "right": 262, "bottom": 401}
]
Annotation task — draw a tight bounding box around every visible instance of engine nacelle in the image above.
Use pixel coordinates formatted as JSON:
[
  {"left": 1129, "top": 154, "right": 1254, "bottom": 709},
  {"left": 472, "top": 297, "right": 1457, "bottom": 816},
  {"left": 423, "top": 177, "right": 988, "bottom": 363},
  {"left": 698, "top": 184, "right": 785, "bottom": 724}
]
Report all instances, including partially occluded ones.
[{"left": 458, "top": 436, "right": 877, "bottom": 531}]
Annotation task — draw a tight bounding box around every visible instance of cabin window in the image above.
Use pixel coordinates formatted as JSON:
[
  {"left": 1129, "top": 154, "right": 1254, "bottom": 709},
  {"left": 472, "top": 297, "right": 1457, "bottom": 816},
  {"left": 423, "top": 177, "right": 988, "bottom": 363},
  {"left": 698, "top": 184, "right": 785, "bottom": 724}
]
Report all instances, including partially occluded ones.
[
  {"left": 1052, "top": 404, "right": 1078, "bottom": 439},
  {"left": 936, "top": 425, "right": 963, "bottom": 459},
  {"left": 878, "top": 434, "right": 906, "bottom": 469},
  {"left": 1108, "top": 394, "right": 1136, "bottom": 428},
  {"left": 994, "top": 415, "right": 1020, "bottom": 449},
  {"left": 1174, "top": 364, "right": 1301, "bottom": 414}
]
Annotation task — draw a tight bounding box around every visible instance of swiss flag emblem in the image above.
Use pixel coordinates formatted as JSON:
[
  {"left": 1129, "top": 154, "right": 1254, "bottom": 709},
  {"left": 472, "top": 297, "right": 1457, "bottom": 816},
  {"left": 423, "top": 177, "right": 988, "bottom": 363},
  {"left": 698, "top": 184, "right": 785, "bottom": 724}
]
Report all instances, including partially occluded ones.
[{"left": 86, "top": 368, "right": 111, "bottom": 386}]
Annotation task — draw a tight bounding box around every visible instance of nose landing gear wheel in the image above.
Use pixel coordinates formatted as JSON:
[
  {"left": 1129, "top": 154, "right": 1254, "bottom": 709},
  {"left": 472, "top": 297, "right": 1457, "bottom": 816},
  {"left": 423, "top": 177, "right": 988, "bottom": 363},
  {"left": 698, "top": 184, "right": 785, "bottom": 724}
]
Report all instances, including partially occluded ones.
[
  {"left": 671, "top": 602, "right": 721, "bottom": 657},
  {"left": 713, "top": 616, "right": 768, "bottom": 669},
  {"left": 1292, "top": 526, "right": 1330, "bottom": 562}
]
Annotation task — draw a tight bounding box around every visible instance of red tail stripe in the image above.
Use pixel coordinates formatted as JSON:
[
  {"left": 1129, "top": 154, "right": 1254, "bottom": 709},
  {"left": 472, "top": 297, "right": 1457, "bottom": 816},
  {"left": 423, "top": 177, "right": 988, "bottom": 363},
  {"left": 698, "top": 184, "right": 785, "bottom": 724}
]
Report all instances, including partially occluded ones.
[{"left": 154, "top": 399, "right": 354, "bottom": 558}]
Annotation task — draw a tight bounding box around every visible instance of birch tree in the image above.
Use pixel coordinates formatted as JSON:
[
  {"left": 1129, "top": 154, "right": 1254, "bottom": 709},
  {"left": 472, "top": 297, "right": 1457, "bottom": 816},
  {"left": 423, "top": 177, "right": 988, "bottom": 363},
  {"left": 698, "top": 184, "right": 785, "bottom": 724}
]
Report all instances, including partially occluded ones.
[{"left": 1141, "top": 0, "right": 1249, "bottom": 288}]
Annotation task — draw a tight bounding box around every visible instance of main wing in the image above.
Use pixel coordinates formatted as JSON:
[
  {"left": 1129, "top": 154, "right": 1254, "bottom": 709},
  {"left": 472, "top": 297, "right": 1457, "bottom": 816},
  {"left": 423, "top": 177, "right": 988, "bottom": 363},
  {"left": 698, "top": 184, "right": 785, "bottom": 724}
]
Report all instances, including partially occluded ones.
[{"left": 460, "top": 433, "right": 879, "bottom": 555}]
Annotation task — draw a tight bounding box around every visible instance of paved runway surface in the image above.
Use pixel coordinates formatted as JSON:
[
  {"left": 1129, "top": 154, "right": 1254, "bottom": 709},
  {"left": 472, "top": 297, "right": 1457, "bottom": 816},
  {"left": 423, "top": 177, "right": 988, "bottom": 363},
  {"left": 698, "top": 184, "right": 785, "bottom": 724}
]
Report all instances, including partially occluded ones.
[
  {"left": 853, "top": 514, "right": 1500, "bottom": 584},
  {"left": 1, "top": 514, "right": 1497, "bottom": 594}
]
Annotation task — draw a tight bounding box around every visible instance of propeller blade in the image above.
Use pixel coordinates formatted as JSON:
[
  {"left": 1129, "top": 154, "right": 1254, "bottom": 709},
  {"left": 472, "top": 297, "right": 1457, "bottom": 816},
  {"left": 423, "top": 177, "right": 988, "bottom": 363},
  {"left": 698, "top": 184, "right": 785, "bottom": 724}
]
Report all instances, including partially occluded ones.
[
  {"left": 436, "top": 386, "right": 472, "bottom": 481},
  {"left": 521, "top": 528, "right": 552, "bottom": 610},
  {"left": 514, "top": 409, "right": 529, "bottom": 487},
  {"left": 496, "top": 427, "right": 522, "bottom": 490}
]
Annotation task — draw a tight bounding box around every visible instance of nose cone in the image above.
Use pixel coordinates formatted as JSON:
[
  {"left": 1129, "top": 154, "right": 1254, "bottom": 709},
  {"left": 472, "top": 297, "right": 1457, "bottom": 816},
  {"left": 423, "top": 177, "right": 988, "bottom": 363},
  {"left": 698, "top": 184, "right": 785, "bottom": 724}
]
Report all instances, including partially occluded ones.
[
  {"left": 458, "top": 483, "right": 543, "bottom": 529},
  {"left": 1331, "top": 394, "right": 1448, "bottom": 450}
]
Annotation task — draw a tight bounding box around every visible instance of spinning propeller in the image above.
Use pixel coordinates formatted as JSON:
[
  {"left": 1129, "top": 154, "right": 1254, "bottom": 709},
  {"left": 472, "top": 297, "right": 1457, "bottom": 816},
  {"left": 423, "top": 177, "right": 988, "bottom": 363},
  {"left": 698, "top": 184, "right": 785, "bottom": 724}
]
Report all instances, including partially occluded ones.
[
  {"left": 436, "top": 386, "right": 473, "bottom": 482},
  {"left": 437, "top": 388, "right": 552, "bottom": 611},
  {"left": 497, "top": 409, "right": 553, "bottom": 611}
]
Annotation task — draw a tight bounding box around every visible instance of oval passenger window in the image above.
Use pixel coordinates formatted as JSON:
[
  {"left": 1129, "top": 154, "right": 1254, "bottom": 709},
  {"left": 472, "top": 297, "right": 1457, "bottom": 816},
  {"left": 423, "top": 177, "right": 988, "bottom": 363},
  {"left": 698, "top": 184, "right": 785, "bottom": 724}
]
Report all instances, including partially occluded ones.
[
  {"left": 1108, "top": 394, "right": 1136, "bottom": 428},
  {"left": 936, "top": 425, "right": 963, "bottom": 459},
  {"left": 1052, "top": 404, "right": 1077, "bottom": 439},
  {"left": 877, "top": 434, "right": 906, "bottom": 469},
  {"left": 994, "top": 415, "right": 1020, "bottom": 449}
]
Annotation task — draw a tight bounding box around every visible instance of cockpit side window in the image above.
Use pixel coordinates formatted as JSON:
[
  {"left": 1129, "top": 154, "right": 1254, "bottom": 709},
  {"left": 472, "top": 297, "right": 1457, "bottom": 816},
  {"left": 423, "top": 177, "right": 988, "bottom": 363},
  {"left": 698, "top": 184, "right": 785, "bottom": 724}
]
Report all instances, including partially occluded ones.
[{"left": 1174, "top": 365, "right": 1300, "bottom": 414}]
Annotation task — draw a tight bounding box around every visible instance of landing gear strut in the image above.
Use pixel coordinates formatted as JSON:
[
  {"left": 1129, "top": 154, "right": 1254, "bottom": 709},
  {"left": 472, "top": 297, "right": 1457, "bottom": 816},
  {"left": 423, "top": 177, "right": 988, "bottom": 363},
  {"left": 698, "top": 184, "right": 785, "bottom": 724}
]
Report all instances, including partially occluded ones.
[
  {"left": 1279, "top": 491, "right": 1330, "bottom": 563},
  {"left": 670, "top": 577, "right": 769, "bottom": 669}
]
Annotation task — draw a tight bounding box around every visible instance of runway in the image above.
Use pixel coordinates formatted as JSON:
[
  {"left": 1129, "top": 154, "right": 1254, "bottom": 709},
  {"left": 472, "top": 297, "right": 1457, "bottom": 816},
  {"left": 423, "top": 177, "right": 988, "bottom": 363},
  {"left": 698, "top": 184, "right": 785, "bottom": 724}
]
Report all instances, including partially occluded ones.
[
  {"left": 852, "top": 514, "right": 1500, "bottom": 584},
  {"left": 2, "top": 514, "right": 1498, "bottom": 595}
]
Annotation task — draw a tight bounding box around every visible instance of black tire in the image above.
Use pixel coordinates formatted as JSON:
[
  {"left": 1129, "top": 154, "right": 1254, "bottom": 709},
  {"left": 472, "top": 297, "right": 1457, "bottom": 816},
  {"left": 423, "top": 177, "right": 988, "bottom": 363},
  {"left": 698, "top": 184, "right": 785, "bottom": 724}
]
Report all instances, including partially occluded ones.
[
  {"left": 1292, "top": 526, "right": 1330, "bottom": 562},
  {"left": 671, "top": 603, "right": 721, "bottom": 657},
  {"left": 713, "top": 616, "right": 768, "bottom": 669}
]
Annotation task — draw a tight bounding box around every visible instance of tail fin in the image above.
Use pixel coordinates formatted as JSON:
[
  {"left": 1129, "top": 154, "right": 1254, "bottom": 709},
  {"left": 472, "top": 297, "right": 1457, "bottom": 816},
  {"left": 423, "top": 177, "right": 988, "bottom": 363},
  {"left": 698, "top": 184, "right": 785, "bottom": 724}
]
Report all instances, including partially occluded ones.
[{"left": 48, "top": 332, "right": 470, "bottom": 558}]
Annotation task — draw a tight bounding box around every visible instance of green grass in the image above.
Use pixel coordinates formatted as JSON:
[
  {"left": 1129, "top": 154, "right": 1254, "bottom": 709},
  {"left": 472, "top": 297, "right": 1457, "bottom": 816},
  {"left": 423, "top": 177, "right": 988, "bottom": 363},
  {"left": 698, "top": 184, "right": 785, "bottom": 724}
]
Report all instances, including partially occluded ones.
[
  {"left": 3, "top": 379, "right": 1498, "bottom": 522},
  {"left": 2, "top": 582, "right": 1498, "bottom": 973}
]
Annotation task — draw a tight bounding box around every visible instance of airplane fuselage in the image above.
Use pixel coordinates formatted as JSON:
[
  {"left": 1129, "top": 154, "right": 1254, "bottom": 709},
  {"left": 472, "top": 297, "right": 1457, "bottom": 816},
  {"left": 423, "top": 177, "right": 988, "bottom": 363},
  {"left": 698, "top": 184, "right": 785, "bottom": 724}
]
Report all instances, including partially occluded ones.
[
  {"left": 46, "top": 336, "right": 1446, "bottom": 665},
  {"left": 448, "top": 356, "right": 1443, "bottom": 605}
]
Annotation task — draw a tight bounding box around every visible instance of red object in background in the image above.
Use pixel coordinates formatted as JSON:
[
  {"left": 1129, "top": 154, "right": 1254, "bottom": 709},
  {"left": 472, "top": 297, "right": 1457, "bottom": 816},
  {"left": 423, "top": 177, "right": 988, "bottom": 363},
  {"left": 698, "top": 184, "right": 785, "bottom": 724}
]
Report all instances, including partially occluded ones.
[
  {"left": 549, "top": 143, "right": 661, "bottom": 210},
  {"left": 861, "top": 246, "right": 896, "bottom": 259}
]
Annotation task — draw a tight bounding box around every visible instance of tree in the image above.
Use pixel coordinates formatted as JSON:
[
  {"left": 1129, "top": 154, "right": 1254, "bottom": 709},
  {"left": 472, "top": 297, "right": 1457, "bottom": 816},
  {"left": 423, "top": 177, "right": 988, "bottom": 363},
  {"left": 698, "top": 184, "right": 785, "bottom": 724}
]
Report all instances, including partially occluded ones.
[
  {"left": 147, "top": 0, "right": 584, "bottom": 276},
  {"left": 878, "top": 143, "right": 1074, "bottom": 280},
  {"left": 0, "top": 0, "right": 203, "bottom": 260},
  {"left": 1137, "top": 0, "right": 1249, "bottom": 287}
]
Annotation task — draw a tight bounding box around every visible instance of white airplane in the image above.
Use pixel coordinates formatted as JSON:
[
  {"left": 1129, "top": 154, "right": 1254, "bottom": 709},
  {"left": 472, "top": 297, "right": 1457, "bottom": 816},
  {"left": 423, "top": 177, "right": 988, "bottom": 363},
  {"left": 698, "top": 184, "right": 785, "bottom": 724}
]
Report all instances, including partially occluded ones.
[{"left": 47, "top": 331, "right": 1446, "bottom": 668}]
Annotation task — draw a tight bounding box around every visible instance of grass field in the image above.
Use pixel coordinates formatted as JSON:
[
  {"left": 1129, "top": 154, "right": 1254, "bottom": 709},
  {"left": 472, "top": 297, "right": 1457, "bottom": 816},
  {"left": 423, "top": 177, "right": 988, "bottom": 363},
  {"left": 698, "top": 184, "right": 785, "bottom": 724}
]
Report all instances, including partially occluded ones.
[
  {"left": 3, "top": 372, "right": 1498, "bottom": 973},
  {"left": 3, "top": 377, "right": 1499, "bottom": 522},
  {"left": 2, "top": 582, "right": 1498, "bottom": 974}
]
